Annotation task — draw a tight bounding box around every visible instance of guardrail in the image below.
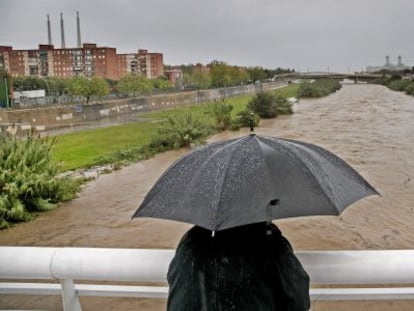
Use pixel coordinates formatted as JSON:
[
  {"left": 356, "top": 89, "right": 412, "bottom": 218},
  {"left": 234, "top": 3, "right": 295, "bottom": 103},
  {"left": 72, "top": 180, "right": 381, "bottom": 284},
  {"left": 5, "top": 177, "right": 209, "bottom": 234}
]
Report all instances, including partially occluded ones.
[{"left": 1, "top": 247, "right": 414, "bottom": 310}]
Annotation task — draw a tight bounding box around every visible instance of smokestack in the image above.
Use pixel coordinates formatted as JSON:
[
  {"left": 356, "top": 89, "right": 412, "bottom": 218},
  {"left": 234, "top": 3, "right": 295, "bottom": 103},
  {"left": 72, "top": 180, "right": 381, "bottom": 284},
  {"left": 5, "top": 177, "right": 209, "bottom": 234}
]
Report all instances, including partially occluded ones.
[
  {"left": 398, "top": 55, "right": 402, "bottom": 66},
  {"left": 76, "top": 11, "right": 82, "bottom": 48},
  {"left": 60, "top": 12, "right": 66, "bottom": 48},
  {"left": 47, "top": 14, "right": 52, "bottom": 45},
  {"left": 385, "top": 55, "right": 390, "bottom": 66}
]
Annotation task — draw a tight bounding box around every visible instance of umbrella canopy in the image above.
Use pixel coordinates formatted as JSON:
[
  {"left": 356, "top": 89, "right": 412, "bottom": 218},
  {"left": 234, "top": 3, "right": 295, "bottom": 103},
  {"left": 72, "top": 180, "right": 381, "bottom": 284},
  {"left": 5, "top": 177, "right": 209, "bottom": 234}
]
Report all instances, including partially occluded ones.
[{"left": 133, "top": 134, "right": 379, "bottom": 231}]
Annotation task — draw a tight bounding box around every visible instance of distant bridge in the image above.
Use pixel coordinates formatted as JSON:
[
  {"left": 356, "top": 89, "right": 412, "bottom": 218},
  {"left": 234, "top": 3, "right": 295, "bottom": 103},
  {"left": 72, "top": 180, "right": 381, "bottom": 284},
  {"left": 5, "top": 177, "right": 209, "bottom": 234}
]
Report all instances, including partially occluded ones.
[{"left": 273, "top": 72, "right": 385, "bottom": 83}]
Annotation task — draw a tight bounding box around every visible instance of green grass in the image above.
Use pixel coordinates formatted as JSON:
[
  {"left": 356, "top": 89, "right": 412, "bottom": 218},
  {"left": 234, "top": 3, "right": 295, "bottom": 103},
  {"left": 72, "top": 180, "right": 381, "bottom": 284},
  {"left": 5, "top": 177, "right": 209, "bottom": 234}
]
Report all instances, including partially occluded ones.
[
  {"left": 54, "top": 122, "right": 158, "bottom": 171},
  {"left": 141, "top": 94, "right": 253, "bottom": 121},
  {"left": 271, "top": 84, "right": 300, "bottom": 98},
  {"left": 53, "top": 86, "right": 299, "bottom": 171}
]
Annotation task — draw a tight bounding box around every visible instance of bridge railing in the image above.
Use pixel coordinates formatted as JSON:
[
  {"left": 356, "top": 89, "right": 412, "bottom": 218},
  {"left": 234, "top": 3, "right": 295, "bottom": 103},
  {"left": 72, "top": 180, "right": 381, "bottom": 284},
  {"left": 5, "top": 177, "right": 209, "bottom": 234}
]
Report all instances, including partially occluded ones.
[{"left": 1, "top": 247, "right": 414, "bottom": 310}]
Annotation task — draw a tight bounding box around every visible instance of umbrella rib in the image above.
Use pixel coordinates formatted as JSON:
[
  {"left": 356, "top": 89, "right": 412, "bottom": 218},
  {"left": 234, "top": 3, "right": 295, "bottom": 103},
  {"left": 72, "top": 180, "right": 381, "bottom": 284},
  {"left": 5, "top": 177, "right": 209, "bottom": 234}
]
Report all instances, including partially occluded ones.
[
  {"left": 255, "top": 137, "right": 277, "bottom": 220},
  {"left": 212, "top": 137, "right": 251, "bottom": 229},
  {"left": 287, "top": 142, "right": 340, "bottom": 211},
  {"left": 183, "top": 137, "right": 247, "bottom": 230},
  {"left": 213, "top": 138, "right": 252, "bottom": 228},
  {"left": 261, "top": 136, "right": 340, "bottom": 213}
]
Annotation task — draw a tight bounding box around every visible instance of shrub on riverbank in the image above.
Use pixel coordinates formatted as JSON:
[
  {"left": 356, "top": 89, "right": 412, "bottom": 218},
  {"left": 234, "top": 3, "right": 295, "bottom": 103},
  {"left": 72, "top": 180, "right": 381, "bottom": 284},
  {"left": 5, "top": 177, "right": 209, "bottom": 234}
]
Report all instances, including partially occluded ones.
[
  {"left": 389, "top": 79, "right": 414, "bottom": 96},
  {"left": 0, "top": 133, "right": 81, "bottom": 229},
  {"left": 230, "top": 110, "right": 260, "bottom": 131},
  {"left": 149, "top": 113, "right": 212, "bottom": 151},
  {"left": 373, "top": 76, "right": 414, "bottom": 97},
  {"left": 206, "top": 99, "right": 234, "bottom": 131},
  {"left": 387, "top": 79, "right": 412, "bottom": 92},
  {"left": 298, "top": 79, "right": 342, "bottom": 98},
  {"left": 247, "top": 92, "right": 293, "bottom": 118},
  {"left": 404, "top": 83, "right": 414, "bottom": 95}
]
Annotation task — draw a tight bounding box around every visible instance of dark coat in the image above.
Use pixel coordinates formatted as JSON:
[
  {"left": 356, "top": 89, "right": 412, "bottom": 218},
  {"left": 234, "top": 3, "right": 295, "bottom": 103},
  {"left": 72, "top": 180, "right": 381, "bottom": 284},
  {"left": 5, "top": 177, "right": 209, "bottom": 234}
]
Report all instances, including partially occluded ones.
[{"left": 167, "top": 222, "right": 310, "bottom": 311}]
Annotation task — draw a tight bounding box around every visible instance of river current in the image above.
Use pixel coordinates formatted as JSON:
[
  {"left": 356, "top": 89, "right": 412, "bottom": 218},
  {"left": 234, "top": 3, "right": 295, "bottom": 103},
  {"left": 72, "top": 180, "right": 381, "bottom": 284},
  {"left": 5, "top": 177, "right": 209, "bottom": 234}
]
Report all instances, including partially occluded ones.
[{"left": 1, "top": 83, "right": 414, "bottom": 310}]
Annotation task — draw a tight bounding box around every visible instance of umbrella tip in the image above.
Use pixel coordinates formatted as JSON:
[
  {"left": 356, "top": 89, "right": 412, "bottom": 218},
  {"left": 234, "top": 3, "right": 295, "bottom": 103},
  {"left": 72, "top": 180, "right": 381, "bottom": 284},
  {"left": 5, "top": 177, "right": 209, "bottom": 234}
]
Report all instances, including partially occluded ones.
[{"left": 249, "top": 112, "right": 255, "bottom": 134}]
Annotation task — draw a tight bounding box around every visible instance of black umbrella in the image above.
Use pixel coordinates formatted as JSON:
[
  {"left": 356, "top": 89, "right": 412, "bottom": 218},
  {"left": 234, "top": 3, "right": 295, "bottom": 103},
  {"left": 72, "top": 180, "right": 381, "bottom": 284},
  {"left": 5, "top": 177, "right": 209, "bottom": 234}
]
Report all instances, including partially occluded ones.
[{"left": 133, "top": 134, "right": 379, "bottom": 231}]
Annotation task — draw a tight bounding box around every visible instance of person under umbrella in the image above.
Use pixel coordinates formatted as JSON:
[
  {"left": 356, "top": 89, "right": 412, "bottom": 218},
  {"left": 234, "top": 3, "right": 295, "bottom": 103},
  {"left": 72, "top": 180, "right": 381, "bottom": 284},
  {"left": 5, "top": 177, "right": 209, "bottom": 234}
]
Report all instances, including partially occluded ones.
[
  {"left": 133, "top": 132, "right": 378, "bottom": 310},
  {"left": 167, "top": 222, "right": 311, "bottom": 310}
]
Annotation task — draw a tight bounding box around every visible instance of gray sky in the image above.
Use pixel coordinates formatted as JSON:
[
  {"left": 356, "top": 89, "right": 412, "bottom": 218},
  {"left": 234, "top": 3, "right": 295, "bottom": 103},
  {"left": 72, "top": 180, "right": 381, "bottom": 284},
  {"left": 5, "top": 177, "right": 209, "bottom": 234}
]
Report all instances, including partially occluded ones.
[{"left": 1, "top": 0, "right": 413, "bottom": 72}]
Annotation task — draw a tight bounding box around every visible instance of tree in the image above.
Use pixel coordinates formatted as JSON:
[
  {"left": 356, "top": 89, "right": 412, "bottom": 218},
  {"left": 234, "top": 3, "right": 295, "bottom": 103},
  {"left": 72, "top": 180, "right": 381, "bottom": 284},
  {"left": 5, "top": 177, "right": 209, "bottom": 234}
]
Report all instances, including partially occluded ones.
[
  {"left": 89, "top": 76, "right": 110, "bottom": 99},
  {"left": 117, "top": 73, "right": 153, "bottom": 97},
  {"left": 12, "top": 76, "right": 47, "bottom": 91},
  {"left": 67, "top": 76, "right": 89, "bottom": 100},
  {"left": 229, "top": 66, "right": 249, "bottom": 85},
  {"left": 43, "top": 77, "right": 68, "bottom": 96},
  {"left": 0, "top": 69, "right": 12, "bottom": 108},
  {"left": 151, "top": 77, "right": 173, "bottom": 89},
  {"left": 210, "top": 62, "right": 253, "bottom": 87},
  {"left": 247, "top": 67, "right": 268, "bottom": 82},
  {"left": 210, "top": 61, "right": 232, "bottom": 87},
  {"left": 67, "top": 76, "right": 109, "bottom": 103},
  {"left": 185, "top": 70, "right": 211, "bottom": 89},
  {"left": 193, "top": 70, "right": 211, "bottom": 89}
]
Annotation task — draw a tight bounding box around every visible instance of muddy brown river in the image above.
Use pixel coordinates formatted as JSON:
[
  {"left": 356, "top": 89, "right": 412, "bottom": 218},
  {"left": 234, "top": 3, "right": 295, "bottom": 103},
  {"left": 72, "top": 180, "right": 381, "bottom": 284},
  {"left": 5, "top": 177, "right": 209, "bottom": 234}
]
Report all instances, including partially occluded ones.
[{"left": 1, "top": 83, "right": 414, "bottom": 310}]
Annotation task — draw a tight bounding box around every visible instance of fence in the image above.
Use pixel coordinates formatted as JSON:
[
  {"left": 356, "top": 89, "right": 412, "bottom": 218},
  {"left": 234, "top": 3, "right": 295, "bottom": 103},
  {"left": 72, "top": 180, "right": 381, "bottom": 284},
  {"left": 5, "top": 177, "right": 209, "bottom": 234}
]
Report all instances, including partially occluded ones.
[{"left": 1, "top": 247, "right": 414, "bottom": 310}]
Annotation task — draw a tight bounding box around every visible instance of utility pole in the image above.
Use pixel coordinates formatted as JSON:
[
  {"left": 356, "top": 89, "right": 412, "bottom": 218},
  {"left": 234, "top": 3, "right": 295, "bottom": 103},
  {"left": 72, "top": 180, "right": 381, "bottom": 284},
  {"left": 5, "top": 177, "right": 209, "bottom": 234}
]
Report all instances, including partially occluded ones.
[{"left": 4, "top": 76, "right": 10, "bottom": 108}]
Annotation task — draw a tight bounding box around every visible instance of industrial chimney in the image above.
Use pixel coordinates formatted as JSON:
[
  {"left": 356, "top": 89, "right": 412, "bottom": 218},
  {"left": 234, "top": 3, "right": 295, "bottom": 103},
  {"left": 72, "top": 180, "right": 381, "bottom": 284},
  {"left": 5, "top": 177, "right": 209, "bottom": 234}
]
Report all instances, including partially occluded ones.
[
  {"left": 47, "top": 14, "right": 52, "bottom": 45},
  {"left": 60, "top": 12, "right": 66, "bottom": 48},
  {"left": 76, "top": 11, "right": 82, "bottom": 48},
  {"left": 398, "top": 55, "right": 402, "bottom": 66}
]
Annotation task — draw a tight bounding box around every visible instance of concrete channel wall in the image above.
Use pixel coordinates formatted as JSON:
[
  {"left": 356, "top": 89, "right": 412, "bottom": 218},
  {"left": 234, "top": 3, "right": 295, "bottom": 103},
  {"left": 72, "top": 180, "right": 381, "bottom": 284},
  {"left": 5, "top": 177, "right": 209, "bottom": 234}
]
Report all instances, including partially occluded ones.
[{"left": 0, "top": 81, "right": 286, "bottom": 135}]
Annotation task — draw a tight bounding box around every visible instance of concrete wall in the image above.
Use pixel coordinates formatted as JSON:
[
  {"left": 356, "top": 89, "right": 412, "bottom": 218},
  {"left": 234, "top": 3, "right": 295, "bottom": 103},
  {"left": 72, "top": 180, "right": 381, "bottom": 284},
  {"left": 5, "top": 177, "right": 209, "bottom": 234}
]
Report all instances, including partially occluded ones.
[{"left": 0, "top": 81, "right": 286, "bottom": 135}]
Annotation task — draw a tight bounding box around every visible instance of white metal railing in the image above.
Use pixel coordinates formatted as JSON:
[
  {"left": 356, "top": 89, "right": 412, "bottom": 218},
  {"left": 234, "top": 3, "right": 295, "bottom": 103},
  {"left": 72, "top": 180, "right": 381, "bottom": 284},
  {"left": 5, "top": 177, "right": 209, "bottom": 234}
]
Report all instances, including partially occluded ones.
[{"left": 1, "top": 247, "right": 414, "bottom": 310}]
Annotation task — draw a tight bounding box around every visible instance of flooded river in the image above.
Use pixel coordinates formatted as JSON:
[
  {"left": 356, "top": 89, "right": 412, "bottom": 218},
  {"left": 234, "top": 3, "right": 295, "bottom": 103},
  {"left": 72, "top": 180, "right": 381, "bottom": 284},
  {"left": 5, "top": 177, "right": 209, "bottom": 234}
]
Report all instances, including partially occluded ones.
[{"left": 1, "top": 84, "right": 414, "bottom": 310}]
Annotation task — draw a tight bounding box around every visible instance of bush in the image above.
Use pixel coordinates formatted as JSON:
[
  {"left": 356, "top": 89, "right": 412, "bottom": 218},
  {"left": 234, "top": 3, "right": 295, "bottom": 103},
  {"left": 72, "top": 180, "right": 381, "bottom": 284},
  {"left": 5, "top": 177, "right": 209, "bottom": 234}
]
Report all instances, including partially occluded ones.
[
  {"left": 247, "top": 92, "right": 292, "bottom": 118},
  {"left": 372, "top": 77, "right": 392, "bottom": 85},
  {"left": 149, "top": 113, "right": 211, "bottom": 151},
  {"left": 206, "top": 99, "right": 233, "bottom": 130},
  {"left": 275, "top": 98, "right": 294, "bottom": 114},
  {"left": 298, "top": 79, "right": 342, "bottom": 98},
  {"left": 0, "top": 133, "right": 81, "bottom": 229},
  {"left": 387, "top": 79, "right": 412, "bottom": 91},
  {"left": 405, "top": 82, "right": 414, "bottom": 95},
  {"left": 230, "top": 110, "right": 260, "bottom": 130}
]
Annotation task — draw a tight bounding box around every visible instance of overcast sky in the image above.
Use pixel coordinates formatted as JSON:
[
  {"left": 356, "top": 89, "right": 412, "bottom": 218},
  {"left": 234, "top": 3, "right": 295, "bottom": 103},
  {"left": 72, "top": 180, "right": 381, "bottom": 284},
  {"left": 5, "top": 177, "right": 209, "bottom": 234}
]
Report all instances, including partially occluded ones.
[{"left": 1, "top": 0, "right": 413, "bottom": 72}]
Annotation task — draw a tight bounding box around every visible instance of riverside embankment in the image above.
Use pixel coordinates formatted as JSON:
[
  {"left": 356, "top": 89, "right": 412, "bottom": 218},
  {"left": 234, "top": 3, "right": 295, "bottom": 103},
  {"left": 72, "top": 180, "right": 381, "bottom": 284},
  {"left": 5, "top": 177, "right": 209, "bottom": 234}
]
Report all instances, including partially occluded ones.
[
  {"left": 1, "top": 83, "right": 414, "bottom": 310},
  {"left": 0, "top": 81, "right": 285, "bottom": 136}
]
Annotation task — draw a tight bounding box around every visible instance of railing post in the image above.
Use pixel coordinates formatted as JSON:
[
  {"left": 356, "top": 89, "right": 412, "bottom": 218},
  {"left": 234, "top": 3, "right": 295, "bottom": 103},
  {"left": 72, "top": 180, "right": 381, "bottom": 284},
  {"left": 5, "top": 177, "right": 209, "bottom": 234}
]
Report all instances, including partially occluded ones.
[{"left": 61, "top": 279, "right": 82, "bottom": 311}]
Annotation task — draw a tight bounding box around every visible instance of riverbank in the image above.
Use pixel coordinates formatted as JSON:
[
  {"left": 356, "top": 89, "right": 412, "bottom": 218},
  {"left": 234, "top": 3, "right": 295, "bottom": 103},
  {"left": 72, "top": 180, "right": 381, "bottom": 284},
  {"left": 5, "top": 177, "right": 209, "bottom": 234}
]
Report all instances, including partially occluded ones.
[
  {"left": 1, "top": 84, "right": 414, "bottom": 310},
  {"left": 49, "top": 83, "right": 299, "bottom": 171},
  {"left": 0, "top": 80, "right": 286, "bottom": 137}
]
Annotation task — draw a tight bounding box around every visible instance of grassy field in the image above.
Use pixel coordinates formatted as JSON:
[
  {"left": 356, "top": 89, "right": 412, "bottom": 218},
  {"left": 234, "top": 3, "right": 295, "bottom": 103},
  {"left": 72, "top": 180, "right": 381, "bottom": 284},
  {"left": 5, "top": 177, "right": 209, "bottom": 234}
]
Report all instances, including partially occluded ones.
[{"left": 53, "top": 84, "right": 300, "bottom": 172}]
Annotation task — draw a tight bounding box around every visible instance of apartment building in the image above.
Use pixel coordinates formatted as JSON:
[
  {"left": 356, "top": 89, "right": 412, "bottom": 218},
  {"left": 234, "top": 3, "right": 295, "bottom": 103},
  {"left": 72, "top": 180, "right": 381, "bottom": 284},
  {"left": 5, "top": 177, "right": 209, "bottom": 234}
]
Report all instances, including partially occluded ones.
[
  {"left": 117, "top": 53, "right": 138, "bottom": 77},
  {"left": 164, "top": 68, "right": 183, "bottom": 85},
  {"left": 0, "top": 44, "right": 163, "bottom": 81},
  {"left": 137, "top": 49, "right": 164, "bottom": 79}
]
